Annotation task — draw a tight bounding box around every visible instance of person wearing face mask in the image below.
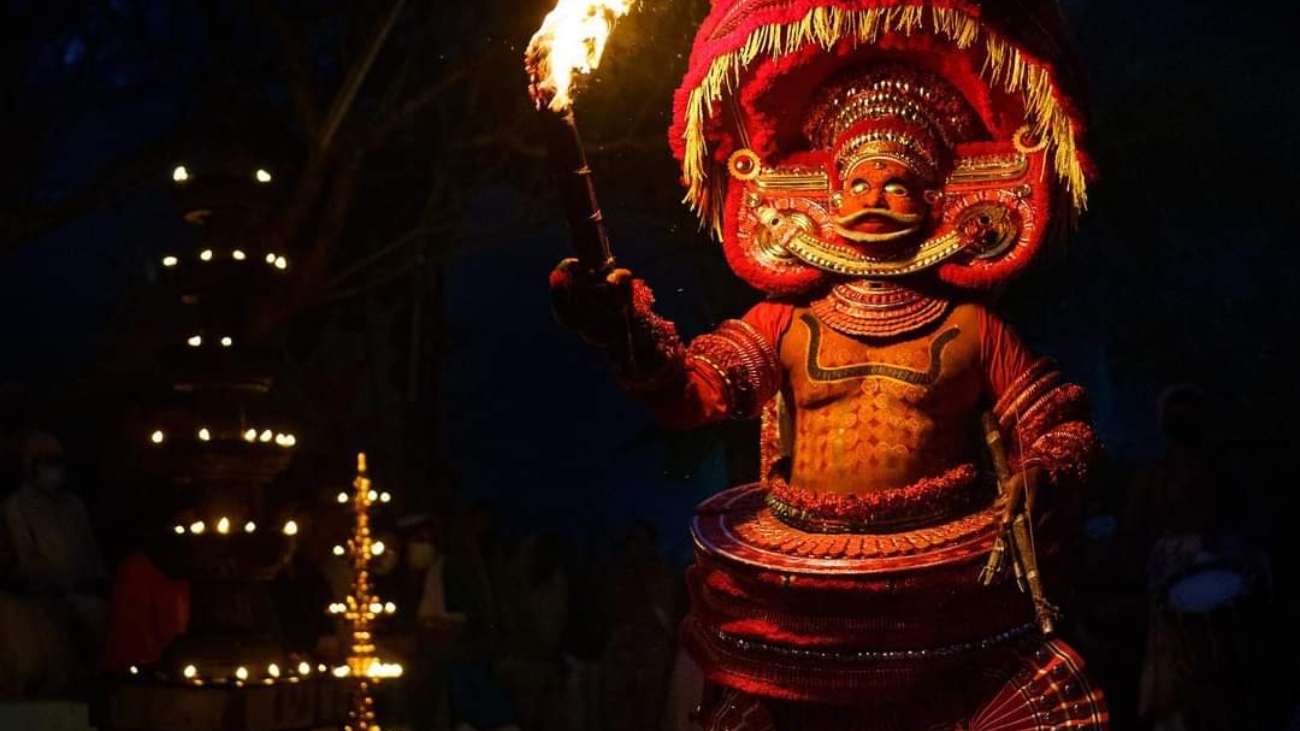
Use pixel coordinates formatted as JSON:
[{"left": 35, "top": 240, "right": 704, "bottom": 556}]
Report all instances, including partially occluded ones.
[
  {"left": 407, "top": 532, "right": 437, "bottom": 571},
  {"left": 1, "top": 429, "right": 109, "bottom": 684},
  {"left": 397, "top": 516, "right": 465, "bottom": 731},
  {"left": 408, "top": 531, "right": 448, "bottom": 625}
]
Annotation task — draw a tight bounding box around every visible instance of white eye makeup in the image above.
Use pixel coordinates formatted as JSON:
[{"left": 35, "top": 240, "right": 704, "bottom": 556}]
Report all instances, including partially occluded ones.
[
  {"left": 850, "top": 179, "right": 870, "bottom": 195},
  {"left": 884, "top": 181, "right": 911, "bottom": 196}
]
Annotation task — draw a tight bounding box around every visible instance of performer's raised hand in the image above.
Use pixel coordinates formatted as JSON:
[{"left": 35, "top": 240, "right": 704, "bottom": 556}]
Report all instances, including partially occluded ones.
[{"left": 549, "top": 257, "right": 635, "bottom": 346}]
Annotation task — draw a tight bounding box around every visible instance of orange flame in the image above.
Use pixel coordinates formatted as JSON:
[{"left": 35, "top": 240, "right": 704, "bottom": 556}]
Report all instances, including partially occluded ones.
[{"left": 527, "top": 0, "right": 634, "bottom": 112}]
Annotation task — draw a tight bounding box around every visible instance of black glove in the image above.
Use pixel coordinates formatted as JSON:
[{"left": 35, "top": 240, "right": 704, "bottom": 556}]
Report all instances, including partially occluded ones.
[{"left": 548, "top": 257, "right": 634, "bottom": 347}]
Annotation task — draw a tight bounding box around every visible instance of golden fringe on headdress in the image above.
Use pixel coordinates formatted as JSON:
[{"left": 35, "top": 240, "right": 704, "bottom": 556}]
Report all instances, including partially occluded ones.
[{"left": 682, "top": 4, "right": 1087, "bottom": 238}]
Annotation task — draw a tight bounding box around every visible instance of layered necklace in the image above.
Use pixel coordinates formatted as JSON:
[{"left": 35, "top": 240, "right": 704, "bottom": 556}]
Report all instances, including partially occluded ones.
[{"left": 809, "top": 279, "right": 951, "bottom": 338}]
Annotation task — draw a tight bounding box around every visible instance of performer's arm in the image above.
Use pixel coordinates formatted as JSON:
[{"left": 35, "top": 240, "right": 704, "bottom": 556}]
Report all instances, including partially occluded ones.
[
  {"left": 550, "top": 259, "right": 787, "bottom": 428},
  {"left": 979, "top": 307, "right": 1100, "bottom": 486}
]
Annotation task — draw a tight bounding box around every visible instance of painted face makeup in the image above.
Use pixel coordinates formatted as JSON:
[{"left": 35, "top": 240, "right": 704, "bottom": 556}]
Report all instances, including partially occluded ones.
[{"left": 831, "top": 157, "right": 932, "bottom": 248}]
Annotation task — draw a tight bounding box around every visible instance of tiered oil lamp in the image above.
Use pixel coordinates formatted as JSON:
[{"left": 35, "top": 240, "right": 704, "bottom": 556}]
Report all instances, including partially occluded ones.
[{"left": 108, "top": 157, "right": 344, "bottom": 731}]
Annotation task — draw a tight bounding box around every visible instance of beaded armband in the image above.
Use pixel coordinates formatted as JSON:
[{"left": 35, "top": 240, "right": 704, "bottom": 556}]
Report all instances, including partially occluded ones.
[
  {"left": 685, "top": 319, "right": 782, "bottom": 419},
  {"left": 993, "top": 358, "right": 1057, "bottom": 431},
  {"left": 1020, "top": 421, "right": 1100, "bottom": 483},
  {"left": 993, "top": 358, "right": 1099, "bottom": 484},
  {"left": 610, "top": 280, "right": 686, "bottom": 392}
]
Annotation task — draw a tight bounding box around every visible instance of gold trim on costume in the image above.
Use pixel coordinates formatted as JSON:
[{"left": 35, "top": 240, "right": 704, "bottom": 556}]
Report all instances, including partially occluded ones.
[
  {"left": 949, "top": 153, "right": 1029, "bottom": 184},
  {"left": 781, "top": 227, "right": 965, "bottom": 277},
  {"left": 753, "top": 168, "right": 831, "bottom": 192}
]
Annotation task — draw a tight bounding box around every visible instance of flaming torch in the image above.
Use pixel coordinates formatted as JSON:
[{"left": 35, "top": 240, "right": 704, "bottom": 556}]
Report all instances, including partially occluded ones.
[{"left": 525, "top": 0, "right": 634, "bottom": 275}]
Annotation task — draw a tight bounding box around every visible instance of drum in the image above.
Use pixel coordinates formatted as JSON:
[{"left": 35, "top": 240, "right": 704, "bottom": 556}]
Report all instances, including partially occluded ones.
[{"left": 1156, "top": 554, "right": 1276, "bottom": 731}]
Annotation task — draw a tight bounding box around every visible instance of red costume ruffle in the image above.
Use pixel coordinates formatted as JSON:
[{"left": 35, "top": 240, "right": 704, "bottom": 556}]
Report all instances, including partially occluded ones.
[{"left": 686, "top": 483, "right": 1029, "bottom": 706}]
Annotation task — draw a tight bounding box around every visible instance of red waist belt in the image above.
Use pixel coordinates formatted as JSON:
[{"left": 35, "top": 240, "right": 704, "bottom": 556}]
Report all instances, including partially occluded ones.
[{"left": 766, "top": 463, "right": 990, "bottom": 533}]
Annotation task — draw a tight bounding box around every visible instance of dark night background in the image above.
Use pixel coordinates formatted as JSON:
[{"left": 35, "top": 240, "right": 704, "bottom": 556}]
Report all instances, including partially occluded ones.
[{"left": 0, "top": 0, "right": 1296, "bottom": 728}]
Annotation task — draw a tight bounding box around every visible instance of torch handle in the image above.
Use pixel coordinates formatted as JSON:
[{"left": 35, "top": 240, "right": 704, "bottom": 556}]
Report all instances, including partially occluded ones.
[{"left": 540, "top": 107, "right": 615, "bottom": 275}]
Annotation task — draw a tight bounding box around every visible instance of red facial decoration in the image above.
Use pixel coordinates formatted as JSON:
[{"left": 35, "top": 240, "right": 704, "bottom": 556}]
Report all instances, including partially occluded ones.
[{"left": 722, "top": 133, "right": 1052, "bottom": 292}]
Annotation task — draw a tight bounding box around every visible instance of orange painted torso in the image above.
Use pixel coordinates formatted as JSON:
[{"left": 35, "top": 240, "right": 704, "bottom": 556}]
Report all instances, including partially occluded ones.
[{"left": 780, "top": 303, "right": 985, "bottom": 495}]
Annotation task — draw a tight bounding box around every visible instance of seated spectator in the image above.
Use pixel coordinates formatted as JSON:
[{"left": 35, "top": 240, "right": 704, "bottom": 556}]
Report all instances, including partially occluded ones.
[
  {"left": 1, "top": 430, "right": 108, "bottom": 691},
  {"left": 99, "top": 522, "right": 190, "bottom": 672},
  {"left": 0, "top": 514, "right": 77, "bottom": 695}
]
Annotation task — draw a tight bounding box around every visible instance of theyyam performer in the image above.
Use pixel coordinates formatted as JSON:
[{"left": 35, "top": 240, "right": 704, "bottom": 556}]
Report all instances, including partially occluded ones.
[{"left": 542, "top": 0, "right": 1109, "bottom": 728}]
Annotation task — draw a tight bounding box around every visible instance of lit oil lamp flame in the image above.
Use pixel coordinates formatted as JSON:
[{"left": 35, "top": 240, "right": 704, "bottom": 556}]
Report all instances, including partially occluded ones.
[{"left": 526, "top": 0, "right": 634, "bottom": 112}]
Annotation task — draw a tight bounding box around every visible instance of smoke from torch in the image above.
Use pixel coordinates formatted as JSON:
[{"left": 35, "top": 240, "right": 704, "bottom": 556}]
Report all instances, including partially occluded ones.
[
  {"left": 525, "top": 0, "right": 635, "bottom": 274},
  {"left": 526, "top": 0, "right": 634, "bottom": 111}
]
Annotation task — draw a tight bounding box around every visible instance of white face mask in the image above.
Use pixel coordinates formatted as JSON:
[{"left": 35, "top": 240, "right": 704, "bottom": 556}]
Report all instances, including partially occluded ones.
[
  {"left": 34, "top": 465, "right": 66, "bottom": 491},
  {"left": 408, "top": 542, "right": 436, "bottom": 570}
]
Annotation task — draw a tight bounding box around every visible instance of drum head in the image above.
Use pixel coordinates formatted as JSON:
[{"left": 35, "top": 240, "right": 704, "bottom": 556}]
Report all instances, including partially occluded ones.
[{"left": 1165, "top": 565, "right": 1247, "bottom": 613}]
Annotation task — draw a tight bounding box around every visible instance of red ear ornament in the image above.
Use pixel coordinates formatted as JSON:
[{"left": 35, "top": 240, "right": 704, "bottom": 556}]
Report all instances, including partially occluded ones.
[
  {"left": 935, "top": 128, "right": 1054, "bottom": 289},
  {"left": 722, "top": 150, "right": 832, "bottom": 296}
]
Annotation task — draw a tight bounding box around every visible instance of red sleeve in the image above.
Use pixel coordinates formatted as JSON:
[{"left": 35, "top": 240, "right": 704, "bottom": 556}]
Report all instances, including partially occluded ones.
[
  {"left": 978, "top": 305, "right": 1037, "bottom": 403},
  {"left": 636, "top": 301, "right": 792, "bottom": 429},
  {"left": 741, "top": 301, "right": 796, "bottom": 348},
  {"left": 641, "top": 359, "right": 728, "bottom": 428}
]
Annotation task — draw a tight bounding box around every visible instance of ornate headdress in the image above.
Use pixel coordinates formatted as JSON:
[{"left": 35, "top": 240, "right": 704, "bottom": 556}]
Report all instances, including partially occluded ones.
[
  {"left": 807, "top": 62, "right": 980, "bottom": 181},
  {"left": 669, "top": 0, "right": 1092, "bottom": 294}
]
